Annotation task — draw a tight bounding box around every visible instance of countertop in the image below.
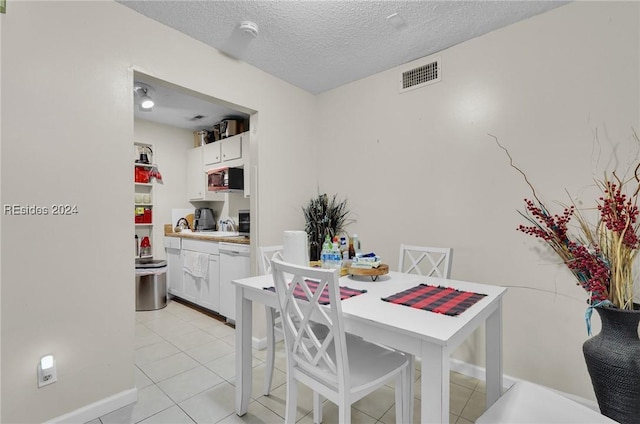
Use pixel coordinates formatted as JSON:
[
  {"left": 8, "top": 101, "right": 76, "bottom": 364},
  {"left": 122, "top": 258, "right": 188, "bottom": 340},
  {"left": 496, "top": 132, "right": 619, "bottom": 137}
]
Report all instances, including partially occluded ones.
[{"left": 164, "top": 224, "right": 250, "bottom": 245}]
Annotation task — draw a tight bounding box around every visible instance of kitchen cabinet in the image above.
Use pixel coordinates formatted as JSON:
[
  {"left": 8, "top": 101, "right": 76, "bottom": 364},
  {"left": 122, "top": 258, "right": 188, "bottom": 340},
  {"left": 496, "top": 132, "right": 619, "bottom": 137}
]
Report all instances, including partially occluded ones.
[
  {"left": 164, "top": 237, "right": 183, "bottom": 297},
  {"left": 165, "top": 237, "right": 248, "bottom": 321},
  {"left": 221, "top": 134, "right": 242, "bottom": 161},
  {"left": 199, "top": 254, "right": 220, "bottom": 312},
  {"left": 187, "top": 147, "right": 205, "bottom": 201},
  {"left": 203, "top": 133, "right": 243, "bottom": 166},
  {"left": 219, "top": 242, "right": 250, "bottom": 322},
  {"left": 188, "top": 132, "right": 250, "bottom": 201},
  {"left": 203, "top": 141, "right": 221, "bottom": 166},
  {"left": 135, "top": 142, "right": 154, "bottom": 258},
  {"left": 180, "top": 239, "right": 221, "bottom": 312}
]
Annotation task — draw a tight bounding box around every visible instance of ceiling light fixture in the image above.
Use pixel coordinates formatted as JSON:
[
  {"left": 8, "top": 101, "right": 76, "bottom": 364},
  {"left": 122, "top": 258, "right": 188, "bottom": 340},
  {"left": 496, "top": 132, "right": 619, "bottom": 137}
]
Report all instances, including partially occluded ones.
[
  {"left": 238, "top": 21, "right": 259, "bottom": 38},
  {"left": 133, "top": 82, "right": 155, "bottom": 111}
]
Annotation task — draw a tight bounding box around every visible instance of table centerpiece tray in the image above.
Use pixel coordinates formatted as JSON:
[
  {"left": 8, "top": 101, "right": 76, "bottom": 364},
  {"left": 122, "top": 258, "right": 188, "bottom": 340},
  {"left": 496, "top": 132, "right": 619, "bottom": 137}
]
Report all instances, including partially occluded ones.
[{"left": 347, "top": 263, "right": 389, "bottom": 281}]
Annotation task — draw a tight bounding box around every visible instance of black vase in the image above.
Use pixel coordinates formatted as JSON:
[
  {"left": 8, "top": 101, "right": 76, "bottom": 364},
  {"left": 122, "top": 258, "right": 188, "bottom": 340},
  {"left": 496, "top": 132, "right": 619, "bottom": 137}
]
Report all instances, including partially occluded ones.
[
  {"left": 309, "top": 240, "right": 320, "bottom": 262},
  {"left": 582, "top": 304, "right": 640, "bottom": 424}
]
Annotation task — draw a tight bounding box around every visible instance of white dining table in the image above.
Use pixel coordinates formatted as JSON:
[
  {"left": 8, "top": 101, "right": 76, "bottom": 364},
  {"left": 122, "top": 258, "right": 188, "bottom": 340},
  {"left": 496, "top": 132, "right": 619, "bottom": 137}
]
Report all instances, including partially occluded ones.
[{"left": 233, "top": 271, "right": 507, "bottom": 423}]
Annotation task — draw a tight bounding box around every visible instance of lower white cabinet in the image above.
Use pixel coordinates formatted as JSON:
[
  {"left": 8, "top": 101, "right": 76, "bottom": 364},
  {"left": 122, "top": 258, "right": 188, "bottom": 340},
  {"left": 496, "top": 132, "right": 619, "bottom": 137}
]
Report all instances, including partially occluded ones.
[
  {"left": 199, "top": 254, "right": 220, "bottom": 312},
  {"left": 179, "top": 239, "right": 221, "bottom": 312},
  {"left": 166, "top": 238, "right": 249, "bottom": 320},
  {"left": 165, "top": 237, "right": 183, "bottom": 297}
]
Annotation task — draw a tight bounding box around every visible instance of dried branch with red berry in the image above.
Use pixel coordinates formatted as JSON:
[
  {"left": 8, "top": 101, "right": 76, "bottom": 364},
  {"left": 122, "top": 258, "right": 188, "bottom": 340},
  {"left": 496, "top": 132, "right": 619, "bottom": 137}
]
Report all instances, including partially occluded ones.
[{"left": 493, "top": 133, "right": 639, "bottom": 310}]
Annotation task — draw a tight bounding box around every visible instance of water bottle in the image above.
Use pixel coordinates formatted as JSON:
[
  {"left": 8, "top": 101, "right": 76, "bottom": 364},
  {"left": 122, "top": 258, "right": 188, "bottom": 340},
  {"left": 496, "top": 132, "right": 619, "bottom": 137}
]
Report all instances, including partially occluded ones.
[
  {"left": 321, "top": 235, "right": 332, "bottom": 268},
  {"left": 331, "top": 237, "right": 342, "bottom": 270}
]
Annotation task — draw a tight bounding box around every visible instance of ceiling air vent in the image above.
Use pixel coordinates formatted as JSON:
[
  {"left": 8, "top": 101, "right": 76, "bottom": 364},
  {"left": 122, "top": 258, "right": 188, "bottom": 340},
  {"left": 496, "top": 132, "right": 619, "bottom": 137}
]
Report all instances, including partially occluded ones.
[{"left": 399, "top": 57, "right": 441, "bottom": 93}]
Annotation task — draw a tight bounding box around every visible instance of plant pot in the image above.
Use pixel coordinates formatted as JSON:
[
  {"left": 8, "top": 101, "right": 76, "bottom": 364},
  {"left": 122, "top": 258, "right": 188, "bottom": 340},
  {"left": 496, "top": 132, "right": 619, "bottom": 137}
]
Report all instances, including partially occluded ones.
[
  {"left": 582, "top": 304, "right": 640, "bottom": 424},
  {"left": 309, "top": 240, "right": 320, "bottom": 262}
]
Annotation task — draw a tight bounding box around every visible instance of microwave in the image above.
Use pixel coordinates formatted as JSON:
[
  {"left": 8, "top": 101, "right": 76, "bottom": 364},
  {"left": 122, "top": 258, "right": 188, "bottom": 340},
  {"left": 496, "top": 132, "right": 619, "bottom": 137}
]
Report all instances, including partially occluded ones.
[{"left": 207, "top": 167, "right": 244, "bottom": 191}]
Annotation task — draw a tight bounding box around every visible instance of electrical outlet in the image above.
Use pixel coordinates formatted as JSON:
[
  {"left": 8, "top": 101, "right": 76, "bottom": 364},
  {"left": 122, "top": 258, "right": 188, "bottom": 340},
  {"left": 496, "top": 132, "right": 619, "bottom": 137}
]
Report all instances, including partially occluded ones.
[{"left": 37, "top": 356, "right": 57, "bottom": 388}]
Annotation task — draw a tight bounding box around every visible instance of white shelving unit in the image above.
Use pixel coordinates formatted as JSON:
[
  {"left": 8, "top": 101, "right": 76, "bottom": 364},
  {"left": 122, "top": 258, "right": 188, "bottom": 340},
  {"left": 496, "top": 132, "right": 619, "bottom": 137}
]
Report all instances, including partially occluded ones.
[{"left": 134, "top": 142, "right": 155, "bottom": 259}]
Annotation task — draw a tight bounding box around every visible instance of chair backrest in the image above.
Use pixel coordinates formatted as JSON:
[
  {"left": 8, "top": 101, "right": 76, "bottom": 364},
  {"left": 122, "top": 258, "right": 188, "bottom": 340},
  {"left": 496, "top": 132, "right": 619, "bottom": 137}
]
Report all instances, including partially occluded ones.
[
  {"left": 259, "top": 245, "right": 284, "bottom": 275},
  {"left": 271, "top": 259, "right": 348, "bottom": 388},
  {"left": 398, "top": 244, "right": 453, "bottom": 278}
]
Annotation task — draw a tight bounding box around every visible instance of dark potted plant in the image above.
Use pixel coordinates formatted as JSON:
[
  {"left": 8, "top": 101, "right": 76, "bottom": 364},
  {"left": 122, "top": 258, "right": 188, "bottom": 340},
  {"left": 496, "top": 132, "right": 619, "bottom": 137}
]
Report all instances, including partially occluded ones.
[{"left": 302, "top": 193, "right": 354, "bottom": 261}]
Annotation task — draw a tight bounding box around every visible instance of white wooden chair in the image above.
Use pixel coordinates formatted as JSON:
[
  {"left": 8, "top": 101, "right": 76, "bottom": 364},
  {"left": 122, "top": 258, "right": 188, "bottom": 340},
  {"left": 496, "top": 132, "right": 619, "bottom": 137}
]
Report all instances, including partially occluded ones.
[
  {"left": 258, "top": 245, "right": 284, "bottom": 395},
  {"left": 398, "top": 244, "right": 453, "bottom": 278},
  {"left": 271, "top": 259, "right": 411, "bottom": 424},
  {"left": 398, "top": 244, "right": 453, "bottom": 391}
]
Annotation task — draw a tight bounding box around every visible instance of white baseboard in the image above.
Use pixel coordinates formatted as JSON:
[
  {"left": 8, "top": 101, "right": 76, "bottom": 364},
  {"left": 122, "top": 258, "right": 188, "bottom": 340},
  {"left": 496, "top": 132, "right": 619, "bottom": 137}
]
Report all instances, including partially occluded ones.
[
  {"left": 45, "top": 387, "right": 137, "bottom": 424},
  {"left": 253, "top": 335, "right": 267, "bottom": 350},
  {"left": 449, "top": 358, "right": 599, "bottom": 411}
]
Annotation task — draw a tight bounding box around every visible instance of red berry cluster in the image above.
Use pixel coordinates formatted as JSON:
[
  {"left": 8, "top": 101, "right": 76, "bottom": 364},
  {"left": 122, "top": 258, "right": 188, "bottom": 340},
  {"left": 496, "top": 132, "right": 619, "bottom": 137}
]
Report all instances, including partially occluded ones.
[
  {"left": 565, "top": 241, "right": 609, "bottom": 302},
  {"left": 517, "top": 199, "right": 574, "bottom": 242},
  {"left": 598, "top": 182, "right": 639, "bottom": 249}
]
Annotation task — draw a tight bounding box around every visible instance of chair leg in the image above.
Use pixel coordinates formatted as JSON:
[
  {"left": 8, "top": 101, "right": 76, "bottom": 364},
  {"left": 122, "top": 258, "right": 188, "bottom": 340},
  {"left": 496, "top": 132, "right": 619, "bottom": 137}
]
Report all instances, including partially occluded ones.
[
  {"left": 313, "top": 392, "right": 323, "bottom": 424},
  {"left": 337, "top": 397, "right": 351, "bottom": 424},
  {"left": 263, "top": 307, "right": 276, "bottom": 395},
  {"left": 395, "top": 372, "right": 404, "bottom": 424},
  {"left": 285, "top": 377, "right": 298, "bottom": 424}
]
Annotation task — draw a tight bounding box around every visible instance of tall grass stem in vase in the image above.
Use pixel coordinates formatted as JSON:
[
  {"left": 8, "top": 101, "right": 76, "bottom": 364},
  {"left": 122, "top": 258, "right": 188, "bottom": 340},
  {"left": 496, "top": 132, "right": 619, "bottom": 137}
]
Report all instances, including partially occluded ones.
[{"left": 494, "top": 134, "right": 638, "bottom": 314}]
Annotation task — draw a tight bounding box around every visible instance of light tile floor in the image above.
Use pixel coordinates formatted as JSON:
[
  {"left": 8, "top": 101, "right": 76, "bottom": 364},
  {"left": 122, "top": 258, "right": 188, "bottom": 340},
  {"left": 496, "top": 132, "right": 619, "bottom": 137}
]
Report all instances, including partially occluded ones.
[{"left": 88, "top": 298, "right": 487, "bottom": 423}]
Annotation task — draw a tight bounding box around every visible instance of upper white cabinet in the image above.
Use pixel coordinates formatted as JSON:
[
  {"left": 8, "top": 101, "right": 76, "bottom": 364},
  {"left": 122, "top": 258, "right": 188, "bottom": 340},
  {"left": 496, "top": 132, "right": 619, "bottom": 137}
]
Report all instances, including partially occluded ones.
[
  {"left": 203, "top": 142, "right": 221, "bottom": 166},
  {"left": 187, "top": 147, "right": 205, "bottom": 201},
  {"left": 203, "top": 133, "right": 243, "bottom": 166},
  {"left": 221, "top": 134, "right": 242, "bottom": 161}
]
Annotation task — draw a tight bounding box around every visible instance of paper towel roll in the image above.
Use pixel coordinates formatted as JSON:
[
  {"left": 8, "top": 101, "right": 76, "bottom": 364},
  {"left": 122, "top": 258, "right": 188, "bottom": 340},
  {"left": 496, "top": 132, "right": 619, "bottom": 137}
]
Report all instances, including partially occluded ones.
[{"left": 283, "top": 230, "right": 309, "bottom": 266}]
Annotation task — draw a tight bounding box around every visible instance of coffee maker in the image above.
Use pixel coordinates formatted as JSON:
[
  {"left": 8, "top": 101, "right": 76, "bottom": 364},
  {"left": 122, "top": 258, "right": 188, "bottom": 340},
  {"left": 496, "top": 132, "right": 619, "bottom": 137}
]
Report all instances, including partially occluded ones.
[{"left": 194, "top": 208, "right": 216, "bottom": 231}]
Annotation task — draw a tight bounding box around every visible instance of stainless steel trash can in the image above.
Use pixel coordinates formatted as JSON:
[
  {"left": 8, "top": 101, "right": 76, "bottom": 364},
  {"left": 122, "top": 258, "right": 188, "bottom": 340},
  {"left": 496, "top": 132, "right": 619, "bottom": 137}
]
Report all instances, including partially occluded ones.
[{"left": 135, "top": 260, "right": 167, "bottom": 311}]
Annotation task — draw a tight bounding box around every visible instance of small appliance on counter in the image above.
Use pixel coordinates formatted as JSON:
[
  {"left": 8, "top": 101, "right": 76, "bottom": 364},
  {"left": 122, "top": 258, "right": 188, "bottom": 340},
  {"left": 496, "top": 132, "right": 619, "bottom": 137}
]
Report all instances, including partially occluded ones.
[
  {"left": 194, "top": 208, "right": 216, "bottom": 231},
  {"left": 238, "top": 209, "right": 250, "bottom": 235}
]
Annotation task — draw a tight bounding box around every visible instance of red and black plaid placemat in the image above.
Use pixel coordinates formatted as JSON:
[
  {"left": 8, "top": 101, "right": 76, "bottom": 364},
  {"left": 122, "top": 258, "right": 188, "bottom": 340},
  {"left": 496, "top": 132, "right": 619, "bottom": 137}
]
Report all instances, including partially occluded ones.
[
  {"left": 265, "top": 280, "right": 367, "bottom": 305},
  {"left": 381, "top": 284, "right": 486, "bottom": 316}
]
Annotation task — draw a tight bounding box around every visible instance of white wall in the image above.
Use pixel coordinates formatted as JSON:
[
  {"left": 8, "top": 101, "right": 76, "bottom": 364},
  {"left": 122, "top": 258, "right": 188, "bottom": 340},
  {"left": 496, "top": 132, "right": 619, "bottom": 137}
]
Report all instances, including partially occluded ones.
[
  {"left": 2, "top": 1, "right": 637, "bottom": 421},
  {"left": 0, "top": 1, "right": 317, "bottom": 422},
  {"left": 133, "top": 119, "right": 194, "bottom": 259},
  {"left": 316, "top": 1, "right": 639, "bottom": 400}
]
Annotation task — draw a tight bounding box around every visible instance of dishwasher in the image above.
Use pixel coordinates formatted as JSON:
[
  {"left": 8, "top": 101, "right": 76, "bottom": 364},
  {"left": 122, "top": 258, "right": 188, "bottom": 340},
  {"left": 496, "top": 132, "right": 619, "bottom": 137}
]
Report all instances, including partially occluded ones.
[{"left": 219, "top": 242, "right": 250, "bottom": 322}]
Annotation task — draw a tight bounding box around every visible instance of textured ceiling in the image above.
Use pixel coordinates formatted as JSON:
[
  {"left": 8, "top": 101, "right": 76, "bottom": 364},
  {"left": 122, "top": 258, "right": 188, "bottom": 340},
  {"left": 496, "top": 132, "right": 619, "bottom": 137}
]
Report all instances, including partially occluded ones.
[
  {"left": 122, "top": 0, "right": 569, "bottom": 129},
  {"left": 119, "top": 1, "right": 569, "bottom": 94}
]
